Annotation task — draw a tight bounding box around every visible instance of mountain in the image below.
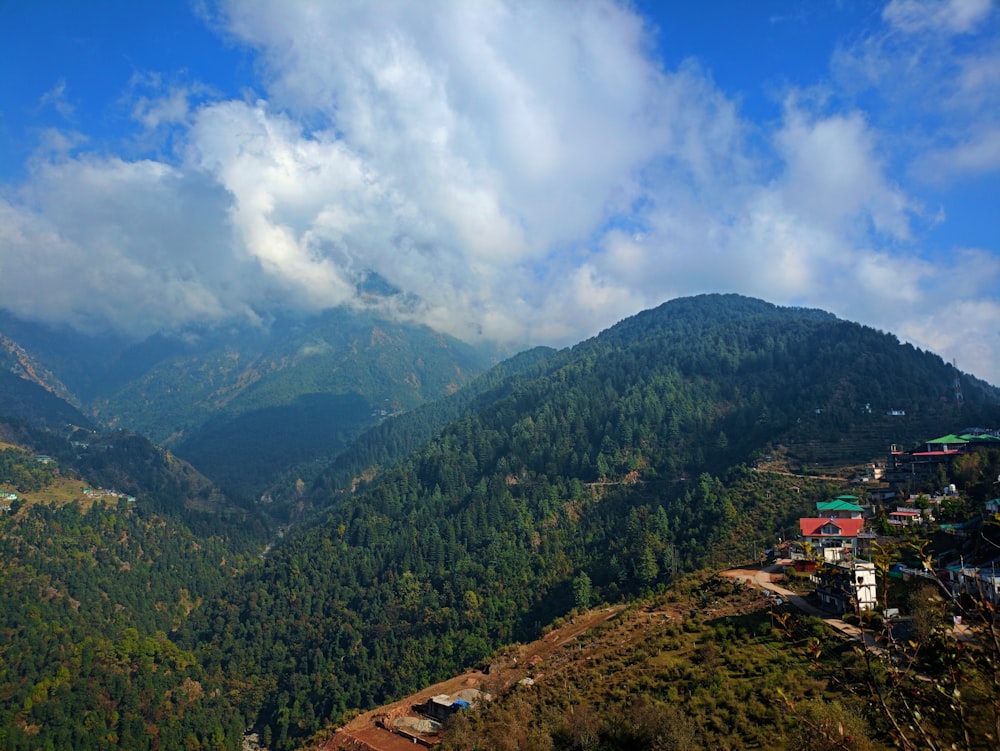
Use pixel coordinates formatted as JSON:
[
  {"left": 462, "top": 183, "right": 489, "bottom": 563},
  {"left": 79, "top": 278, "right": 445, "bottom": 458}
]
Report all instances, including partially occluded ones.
[
  {"left": 179, "top": 294, "right": 1000, "bottom": 750},
  {"left": 0, "top": 419, "right": 267, "bottom": 751},
  {"left": 309, "top": 345, "right": 558, "bottom": 501},
  {"left": 0, "top": 417, "right": 262, "bottom": 527},
  {"left": 0, "top": 310, "right": 134, "bottom": 402},
  {"left": 3, "top": 294, "right": 998, "bottom": 750},
  {"left": 0, "top": 324, "right": 98, "bottom": 429},
  {"left": 0, "top": 369, "right": 96, "bottom": 430},
  {"left": 0, "top": 307, "right": 496, "bottom": 504}
]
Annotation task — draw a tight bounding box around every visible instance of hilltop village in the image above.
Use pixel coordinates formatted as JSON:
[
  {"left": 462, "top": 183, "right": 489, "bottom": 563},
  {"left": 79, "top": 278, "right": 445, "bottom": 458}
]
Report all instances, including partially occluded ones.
[
  {"left": 779, "top": 429, "right": 1000, "bottom": 617},
  {"left": 0, "top": 448, "right": 137, "bottom": 512},
  {"left": 312, "top": 430, "right": 1000, "bottom": 751}
]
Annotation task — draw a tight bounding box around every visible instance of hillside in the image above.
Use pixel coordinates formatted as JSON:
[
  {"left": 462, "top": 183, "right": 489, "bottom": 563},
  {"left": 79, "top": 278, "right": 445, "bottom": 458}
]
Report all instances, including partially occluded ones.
[
  {"left": 2, "top": 294, "right": 998, "bottom": 750},
  {"left": 0, "top": 307, "right": 496, "bottom": 504},
  {"left": 312, "top": 572, "right": 893, "bottom": 751},
  {"left": 182, "top": 294, "right": 1000, "bottom": 750},
  {"left": 309, "top": 345, "right": 557, "bottom": 503},
  {"left": 0, "top": 419, "right": 256, "bottom": 521},
  {"left": 0, "top": 424, "right": 265, "bottom": 751}
]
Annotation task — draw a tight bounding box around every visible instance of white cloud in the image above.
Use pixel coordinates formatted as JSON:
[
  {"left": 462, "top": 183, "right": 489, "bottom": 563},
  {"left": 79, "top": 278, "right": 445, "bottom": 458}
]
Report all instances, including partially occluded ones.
[
  {"left": 774, "top": 105, "right": 914, "bottom": 239},
  {"left": 883, "top": 0, "right": 992, "bottom": 35},
  {"left": 897, "top": 298, "right": 1000, "bottom": 384},
  {"left": 916, "top": 124, "right": 1000, "bottom": 178},
  {"left": 1, "top": 0, "right": 998, "bottom": 386},
  {"left": 127, "top": 74, "right": 212, "bottom": 131},
  {"left": 37, "top": 79, "right": 75, "bottom": 120},
  {"left": 0, "top": 153, "right": 249, "bottom": 335},
  {"left": 834, "top": 0, "right": 999, "bottom": 185}
]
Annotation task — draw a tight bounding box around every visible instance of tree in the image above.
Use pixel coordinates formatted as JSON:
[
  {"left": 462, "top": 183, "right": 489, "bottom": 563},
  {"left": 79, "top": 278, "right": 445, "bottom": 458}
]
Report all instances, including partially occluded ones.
[
  {"left": 907, "top": 582, "right": 945, "bottom": 645},
  {"left": 573, "top": 573, "right": 593, "bottom": 611},
  {"left": 785, "top": 700, "right": 876, "bottom": 751}
]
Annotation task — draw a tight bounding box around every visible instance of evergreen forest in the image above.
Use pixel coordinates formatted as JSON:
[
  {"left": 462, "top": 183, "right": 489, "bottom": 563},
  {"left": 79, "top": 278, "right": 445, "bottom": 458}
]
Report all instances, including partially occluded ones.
[{"left": 1, "top": 294, "right": 999, "bottom": 750}]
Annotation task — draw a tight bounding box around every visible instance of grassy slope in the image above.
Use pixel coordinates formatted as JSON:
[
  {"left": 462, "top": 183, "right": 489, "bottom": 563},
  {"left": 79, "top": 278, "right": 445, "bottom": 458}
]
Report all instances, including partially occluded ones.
[{"left": 310, "top": 570, "right": 892, "bottom": 751}]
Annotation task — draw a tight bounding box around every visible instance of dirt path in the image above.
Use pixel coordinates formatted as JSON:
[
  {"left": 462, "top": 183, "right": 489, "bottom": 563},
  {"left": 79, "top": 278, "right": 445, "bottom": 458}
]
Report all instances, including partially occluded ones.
[
  {"left": 722, "top": 564, "right": 874, "bottom": 646},
  {"left": 317, "top": 607, "right": 623, "bottom": 750}
]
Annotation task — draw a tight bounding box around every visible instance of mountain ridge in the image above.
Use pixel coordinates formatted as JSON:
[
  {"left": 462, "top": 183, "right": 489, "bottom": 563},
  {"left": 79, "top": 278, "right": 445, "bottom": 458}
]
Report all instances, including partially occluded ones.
[
  {"left": 0, "top": 306, "right": 498, "bottom": 503},
  {"left": 3, "top": 293, "right": 999, "bottom": 751},
  {"left": 181, "top": 293, "right": 1000, "bottom": 750}
]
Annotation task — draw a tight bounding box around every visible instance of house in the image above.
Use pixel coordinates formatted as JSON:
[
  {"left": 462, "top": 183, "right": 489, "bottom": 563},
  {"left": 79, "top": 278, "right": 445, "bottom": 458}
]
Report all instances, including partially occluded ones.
[
  {"left": 886, "top": 442, "right": 960, "bottom": 485},
  {"left": 799, "top": 517, "right": 865, "bottom": 562},
  {"left": 864, "top": 463, "right": 884, "bottom": 481},
  {"left": 811, "top": 560, "right": 878, "bottom": 613},
  {"left": 855, "top": 530, "right": 879, "bottom": 559},
  {"left": 815, "top": 498, "right": 864, "bottom": 519},
  {"left": 419, "top": 695, "right": 468, "bottom": 722},
  {"left": 924, "top": 434, "right": 968, "bottom": 453},
  {"left": 889, "top": 508, "right": 926, "bottom": 526},
  {"left": 886, "top": 430, "right": 1000, "bottom": 488},
  {"left": 939, "top": 562, "right": 1000, "bottom": 607}
]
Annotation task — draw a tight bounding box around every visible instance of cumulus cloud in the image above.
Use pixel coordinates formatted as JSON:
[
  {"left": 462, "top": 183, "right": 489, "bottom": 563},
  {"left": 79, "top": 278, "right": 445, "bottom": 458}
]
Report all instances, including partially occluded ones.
[
  {"left": 127, "top": 73, "right": 215, "bottom": 131},
  {"left": 0, "top": 0, "right": 998, "bottom": 384},
  {"left": 0, "top": 154, "right": 252, "bottom": 334},
  {"left": 774, "top": 105, "right": 914, "bottom": 239}
]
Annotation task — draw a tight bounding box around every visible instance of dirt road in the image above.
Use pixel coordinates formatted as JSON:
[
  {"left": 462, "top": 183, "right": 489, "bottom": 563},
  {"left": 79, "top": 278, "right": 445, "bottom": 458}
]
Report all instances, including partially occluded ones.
[
  {"left": 317, "top": 607, "right": 623, "bottom": 750},
  {"left": 722, "top": 564, "right": 875, "bottom": 646}
]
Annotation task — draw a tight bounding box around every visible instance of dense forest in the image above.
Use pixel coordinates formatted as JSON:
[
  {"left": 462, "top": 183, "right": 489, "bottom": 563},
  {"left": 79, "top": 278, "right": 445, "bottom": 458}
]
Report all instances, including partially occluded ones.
[
  {"left": 0, "top": 422, "right": 266, "bottom": 751},
  {"left": 309, "top": 346, "right": 557, "bottom": 503},
  {"left": 2, "top": 294, "right": 1000, "bottom": 750},
  {"left": 180, "top": 295, "right": 1000, "bottom": 749},
  {"left": 0, "top": 502, "right": 249, "bottom": 751}
]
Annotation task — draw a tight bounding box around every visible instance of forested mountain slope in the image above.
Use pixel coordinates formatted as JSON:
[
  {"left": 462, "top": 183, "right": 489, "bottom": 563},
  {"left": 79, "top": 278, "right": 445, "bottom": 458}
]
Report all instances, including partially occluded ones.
[
  {"left": 309, "top": 345, "right": 557, "bottom": 502},
  {"left": 184, "top": 294, "right": 1000, "bottom": 750},
  {"left": 0, "top": 419, "right": 259, "bottom": 524},
  {"left": 0, "top": 307, "right": 496, "bottom": 503},
  {"left": 0, "top": 422, "right": 265, "bottom": 751},
  {"left": 0, "top": 369, "right": 96, "bottom": 430}
]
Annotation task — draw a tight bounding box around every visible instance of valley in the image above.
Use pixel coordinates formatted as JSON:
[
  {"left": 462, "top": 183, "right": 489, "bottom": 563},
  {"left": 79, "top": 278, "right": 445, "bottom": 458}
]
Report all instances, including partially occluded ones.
[{"left": 2, "top": 294, "right": 999, "bottom": 751}]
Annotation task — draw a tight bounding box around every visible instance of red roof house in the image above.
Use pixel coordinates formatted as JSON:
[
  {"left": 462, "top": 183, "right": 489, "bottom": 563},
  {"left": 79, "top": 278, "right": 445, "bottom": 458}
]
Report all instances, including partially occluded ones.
[{"left": 799, "top": 517, "right": 865, "bottom": 561}]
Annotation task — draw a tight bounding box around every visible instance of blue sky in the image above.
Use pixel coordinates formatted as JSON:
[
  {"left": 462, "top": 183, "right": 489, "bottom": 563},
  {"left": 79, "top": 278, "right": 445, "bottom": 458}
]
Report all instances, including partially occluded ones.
[{"left": 1, "top": 0, "right": 998, "bottom": 384}]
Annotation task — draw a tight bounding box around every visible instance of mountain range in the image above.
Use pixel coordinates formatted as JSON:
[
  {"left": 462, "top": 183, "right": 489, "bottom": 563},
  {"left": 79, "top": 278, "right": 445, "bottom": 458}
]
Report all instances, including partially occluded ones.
[
  {"left": 0, "top": 307, "right": 496, "bottom": 508},
  {"left": 1, "top": 294, "right": 999, "bottom": 751}
]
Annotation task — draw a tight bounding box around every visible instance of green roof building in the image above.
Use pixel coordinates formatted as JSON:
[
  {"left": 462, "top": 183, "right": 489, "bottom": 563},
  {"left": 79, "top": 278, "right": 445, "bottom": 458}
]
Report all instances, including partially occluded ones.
[{"left": 816, "top": 499, "right": 864, "bottom": 518}]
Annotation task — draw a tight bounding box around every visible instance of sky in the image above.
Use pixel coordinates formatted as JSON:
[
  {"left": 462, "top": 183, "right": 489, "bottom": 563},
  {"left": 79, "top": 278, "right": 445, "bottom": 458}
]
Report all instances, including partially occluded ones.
[{"left": 1, "top": 0, "right": 998, "bottom": 384}]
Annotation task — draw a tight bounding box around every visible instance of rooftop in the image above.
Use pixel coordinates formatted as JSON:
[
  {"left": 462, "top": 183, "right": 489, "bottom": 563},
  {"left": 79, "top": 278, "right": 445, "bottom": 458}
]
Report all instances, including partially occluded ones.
[
  {"left": 816, "top": 500, "right": 863, "bottom": 512},
  {"left": 799, "top": 518, "right": 865, "bottom": 537}
]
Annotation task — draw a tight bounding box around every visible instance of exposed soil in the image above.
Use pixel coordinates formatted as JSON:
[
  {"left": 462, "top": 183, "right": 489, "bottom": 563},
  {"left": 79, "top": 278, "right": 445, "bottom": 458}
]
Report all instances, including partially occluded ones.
[
  {"left": 721, "top": 563, "right": 872, "bottom": 644},
  {"left": 315, "top": 606, "right": 623, "bottom": 750}
]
